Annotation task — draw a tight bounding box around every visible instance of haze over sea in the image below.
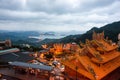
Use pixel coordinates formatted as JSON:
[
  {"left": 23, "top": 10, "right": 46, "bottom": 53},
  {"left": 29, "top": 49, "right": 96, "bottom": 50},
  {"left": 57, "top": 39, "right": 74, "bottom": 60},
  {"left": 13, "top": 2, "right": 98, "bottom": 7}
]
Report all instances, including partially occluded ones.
[{"left": 28, "top": 30, "right": 84, "bottom": 40}]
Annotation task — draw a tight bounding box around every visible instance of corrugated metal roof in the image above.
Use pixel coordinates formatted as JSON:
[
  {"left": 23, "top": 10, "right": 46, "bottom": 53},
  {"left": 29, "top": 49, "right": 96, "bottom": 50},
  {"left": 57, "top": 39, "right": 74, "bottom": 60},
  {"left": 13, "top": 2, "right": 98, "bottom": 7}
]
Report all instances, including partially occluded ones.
[
  {"left": 0, "top": 52, "right": 34, "bottom": 62},
  {"left": 0, "top": 48, "right": 20, "bottom": 55},
  {"left": 9, "top": 61, "right": 53, "bottom": 71},
  {"left": 39, "top": 50, "right": 48, "bottom": 53}
]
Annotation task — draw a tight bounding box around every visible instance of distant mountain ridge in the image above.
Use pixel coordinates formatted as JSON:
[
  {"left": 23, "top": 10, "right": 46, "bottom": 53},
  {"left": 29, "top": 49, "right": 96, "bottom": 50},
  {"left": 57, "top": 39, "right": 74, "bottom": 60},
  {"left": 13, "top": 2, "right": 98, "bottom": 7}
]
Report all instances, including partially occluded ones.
[
  {"left": 39, "top": 21, "right": 120, "bottom": 45},
  {"left": 0, "top": 31, "right": 40, "bottom": 46},
  {"left": 84, "top": 21, "right": 120, "bottom": 42},
  {"left": 0, "top": 21, "right": 120, "bottom": 46}
]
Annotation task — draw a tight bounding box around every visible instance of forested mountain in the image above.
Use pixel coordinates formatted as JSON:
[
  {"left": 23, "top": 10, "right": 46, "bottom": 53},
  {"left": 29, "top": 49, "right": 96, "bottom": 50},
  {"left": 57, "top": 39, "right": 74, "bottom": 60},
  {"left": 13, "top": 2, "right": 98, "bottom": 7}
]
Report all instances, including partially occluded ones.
[
  {"left": 77, "top": 21, "right": 120, "bottom": 43},
  {"left": 39, "top": 21, "right": 120, "bottom": 45},
  {"left": 0, "top": 31, "right": 40, "bottom": 46},
  {"left": 0, "top": 21, "right": 120, "bottom": 46}
]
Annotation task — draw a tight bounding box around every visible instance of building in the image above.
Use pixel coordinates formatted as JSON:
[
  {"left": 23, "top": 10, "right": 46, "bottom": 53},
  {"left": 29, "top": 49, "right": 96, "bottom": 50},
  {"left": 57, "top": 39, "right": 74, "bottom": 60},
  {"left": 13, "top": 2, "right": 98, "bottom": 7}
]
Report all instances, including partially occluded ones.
[
  {"left": 0, "top": 39, "right": 12, "bottom": 49},
  {"left": 0, "top": 48, "right": 20, "bottom": 56},
  {"left": 61, "top": 32, "right": 120, "bottom": 80},
  {"left": 0, "top": 51, "right": 34, "bottom": 62},
  {"left": 118, "top": 33, "right": 120, "bottom": 47}
]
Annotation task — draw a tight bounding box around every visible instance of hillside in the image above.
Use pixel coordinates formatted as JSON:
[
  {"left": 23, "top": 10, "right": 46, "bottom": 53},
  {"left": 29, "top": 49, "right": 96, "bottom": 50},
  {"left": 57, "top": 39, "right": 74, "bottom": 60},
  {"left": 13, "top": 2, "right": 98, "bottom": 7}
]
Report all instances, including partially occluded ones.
[
  {"left": 0, "top": 31, "right": 40, "bottom": 46},
  {"left": 39, "top": 21, "right": 120, "bottom": 45},
  {"left": 78, "top": 21, "right": 120, "bottom": 43},
  {"left": 0, "top": 21, "right": 120, "bottom": 46}
]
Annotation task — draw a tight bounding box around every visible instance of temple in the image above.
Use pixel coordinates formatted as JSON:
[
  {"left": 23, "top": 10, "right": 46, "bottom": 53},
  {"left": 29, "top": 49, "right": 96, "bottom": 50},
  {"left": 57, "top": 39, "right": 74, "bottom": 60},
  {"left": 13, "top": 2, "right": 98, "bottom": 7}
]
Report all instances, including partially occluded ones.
[
  {"left": 2, "top": 32, "right": 119, "bottom": 80},
  {"left": 61, "top": 31, "right": 120, "bottom": 80}
]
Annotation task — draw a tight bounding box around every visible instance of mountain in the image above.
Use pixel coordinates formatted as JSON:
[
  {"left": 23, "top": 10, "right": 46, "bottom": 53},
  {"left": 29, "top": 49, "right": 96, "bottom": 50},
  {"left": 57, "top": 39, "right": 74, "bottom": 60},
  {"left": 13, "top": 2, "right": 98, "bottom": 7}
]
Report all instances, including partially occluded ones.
[
  {"left": 38, "top": 34, "right": 81, "bottom": 45},
  {"left": 0, "top": 31, "right": 40, "bottom": 45},
  {"left": 0, "top": 21, "right": 120, "bottom": 46},
  {"left": 43, "top": 32, "right": 55, "bottom": 36},
  {"left": 0, "top": 31, "right": 40, "bottom": 40},
  {"left": 84, "top": 21, "right": 120, "bottom": 42},
  {"left": 39, "top": 21, "right": 120, "bottom": 45}
]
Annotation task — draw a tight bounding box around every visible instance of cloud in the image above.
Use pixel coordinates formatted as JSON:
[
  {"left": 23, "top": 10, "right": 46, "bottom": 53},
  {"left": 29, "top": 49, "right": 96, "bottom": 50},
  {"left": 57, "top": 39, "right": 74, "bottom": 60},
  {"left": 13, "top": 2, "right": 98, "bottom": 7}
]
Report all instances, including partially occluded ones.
[
  {"left": 26, "top": 0, "right": 117, "bottom": 14},
  {"left": 0, "top": 0, "right": 120, "bottom": 32},
  {"left": 0, "top": 0, "right": 26, "bottom": 10}
]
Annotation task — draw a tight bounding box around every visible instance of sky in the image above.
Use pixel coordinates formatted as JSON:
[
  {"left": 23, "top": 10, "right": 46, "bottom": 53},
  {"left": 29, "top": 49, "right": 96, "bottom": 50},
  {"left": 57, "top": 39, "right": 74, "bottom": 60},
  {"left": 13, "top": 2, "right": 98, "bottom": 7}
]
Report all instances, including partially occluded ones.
[{"left": 0, "top": 0, "right": 120, "bottom": 32}]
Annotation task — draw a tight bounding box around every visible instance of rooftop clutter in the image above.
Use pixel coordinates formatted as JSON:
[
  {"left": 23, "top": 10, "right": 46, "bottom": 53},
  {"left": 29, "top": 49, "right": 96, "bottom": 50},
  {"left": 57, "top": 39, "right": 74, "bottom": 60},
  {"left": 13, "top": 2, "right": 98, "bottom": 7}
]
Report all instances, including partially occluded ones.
[
  {"left": 29, "top": 31, "right": 120, "bottom": 80},
  {"left": 61, "top": 31, "right": 120, "bottom": 80}
]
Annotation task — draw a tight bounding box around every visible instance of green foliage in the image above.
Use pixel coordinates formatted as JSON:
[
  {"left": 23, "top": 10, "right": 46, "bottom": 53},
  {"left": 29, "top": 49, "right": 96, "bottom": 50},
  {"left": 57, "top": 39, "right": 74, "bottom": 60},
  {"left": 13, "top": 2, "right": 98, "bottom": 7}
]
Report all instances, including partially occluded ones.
[
  {"left": 0, "top": 21, "right": 120, "bottom": 47},
  {"left": 62, "top": 21, "right": 120, "bottom": 43}
]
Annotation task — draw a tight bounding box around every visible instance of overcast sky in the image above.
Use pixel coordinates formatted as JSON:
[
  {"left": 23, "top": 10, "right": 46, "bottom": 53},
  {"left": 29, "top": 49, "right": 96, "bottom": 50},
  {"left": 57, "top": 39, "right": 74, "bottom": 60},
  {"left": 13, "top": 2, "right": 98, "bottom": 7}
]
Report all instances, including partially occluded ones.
[{"left": 0, "top": 0, "right": 120, "bottom": 32}]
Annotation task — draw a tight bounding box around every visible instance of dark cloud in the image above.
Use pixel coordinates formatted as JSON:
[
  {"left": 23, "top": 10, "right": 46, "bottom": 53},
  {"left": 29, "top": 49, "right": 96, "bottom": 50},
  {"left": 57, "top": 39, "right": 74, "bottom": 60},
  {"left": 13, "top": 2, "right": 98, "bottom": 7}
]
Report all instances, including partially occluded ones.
[
  {"left": 0, "top": 0, "right": 120, "bottom": 32},
  {"left": 0, "top": 0, "right": 24, "bottom": 10},
  {"left": 26, "top": 0, "right": 118, "bottom": 14}
]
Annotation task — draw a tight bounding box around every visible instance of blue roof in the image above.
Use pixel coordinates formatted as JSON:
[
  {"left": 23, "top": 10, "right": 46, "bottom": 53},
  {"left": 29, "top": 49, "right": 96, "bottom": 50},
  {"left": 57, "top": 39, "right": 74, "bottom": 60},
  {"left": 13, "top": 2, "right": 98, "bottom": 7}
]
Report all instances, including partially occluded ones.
[
  {"left": 9, "top": 61, "right": 53, "bottom": 71},
  {"left": 0, "top": 48, "right": 19, "bottom": 55},
  {"left": 0, "top": 52, "right": 34, "bottom": 62},
  {"left": 39, "top": 49, "right": 48, "bottom": 53}
]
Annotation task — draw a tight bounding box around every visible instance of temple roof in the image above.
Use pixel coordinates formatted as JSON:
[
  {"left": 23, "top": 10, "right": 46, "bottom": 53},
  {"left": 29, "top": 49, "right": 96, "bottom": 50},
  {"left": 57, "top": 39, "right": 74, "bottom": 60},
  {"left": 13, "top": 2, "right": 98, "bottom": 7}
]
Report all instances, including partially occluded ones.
[{"left": 61, "top": 32, "right": 120, "bottom": 80}]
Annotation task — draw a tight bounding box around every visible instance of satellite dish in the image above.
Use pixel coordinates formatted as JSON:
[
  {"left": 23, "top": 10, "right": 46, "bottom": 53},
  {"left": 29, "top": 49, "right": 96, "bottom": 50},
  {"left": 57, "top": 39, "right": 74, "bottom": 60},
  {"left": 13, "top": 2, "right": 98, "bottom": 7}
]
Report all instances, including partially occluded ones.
[{"left": 118, "top": 33, "right": 120, "bottom": 40}]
